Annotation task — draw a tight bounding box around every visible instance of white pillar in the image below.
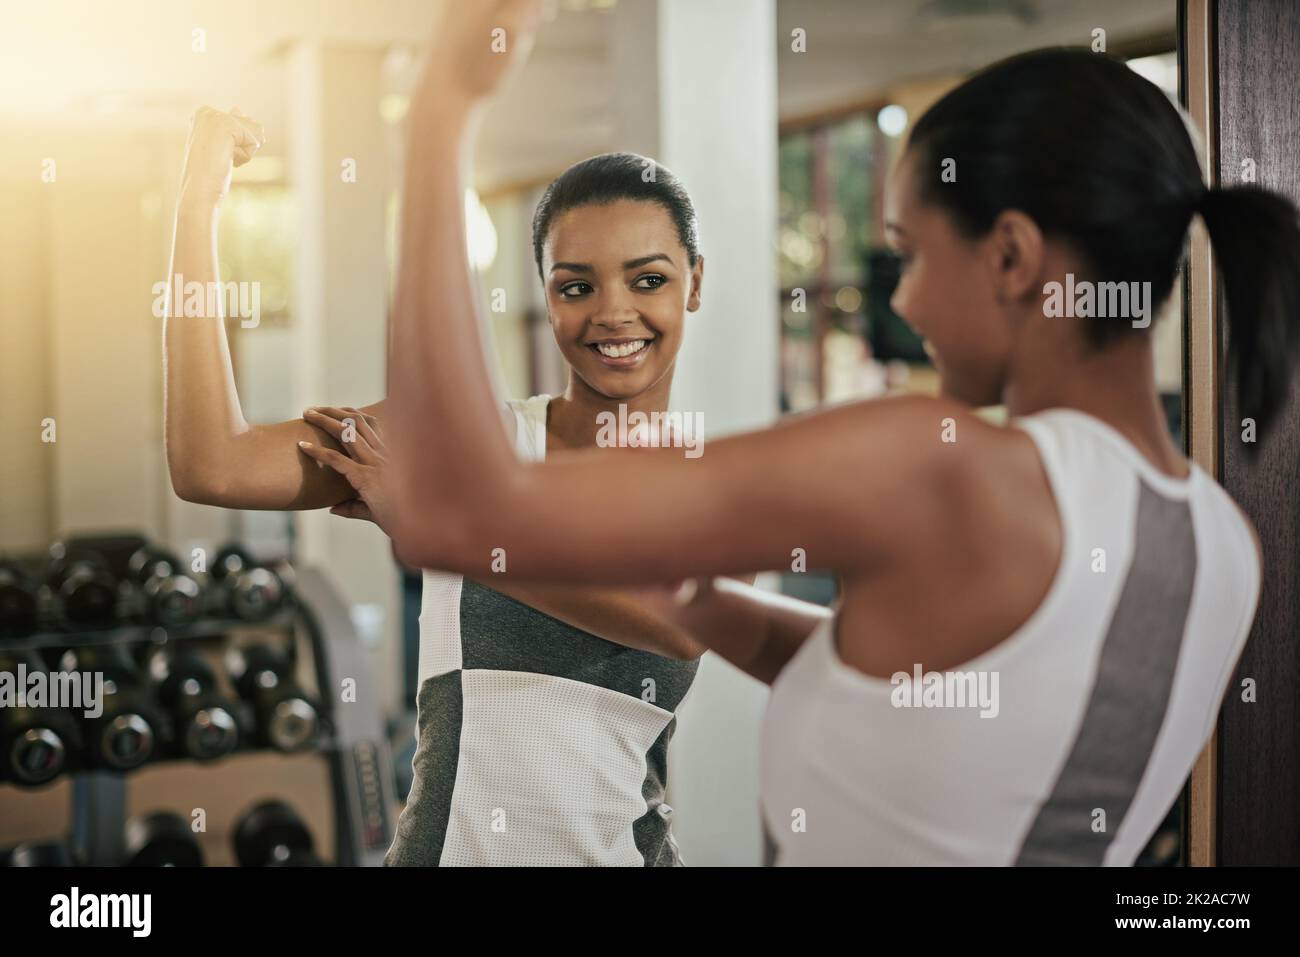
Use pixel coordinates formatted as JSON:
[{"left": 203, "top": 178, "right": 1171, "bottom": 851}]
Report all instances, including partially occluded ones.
[
  {"left": 608, "top": 0, "right": 780, "bottom": 866},
  {"left": 286, "top": 41, "right": 402, "bottom": 715}
]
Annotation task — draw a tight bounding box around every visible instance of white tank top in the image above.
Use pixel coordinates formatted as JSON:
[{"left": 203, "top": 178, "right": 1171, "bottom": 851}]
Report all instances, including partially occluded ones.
[
  {"left": 760, "top": 407, "right": 1261, "bottom": 866},
  {"left": 390, "top": 395, "right": 698, "bottom": 867}
]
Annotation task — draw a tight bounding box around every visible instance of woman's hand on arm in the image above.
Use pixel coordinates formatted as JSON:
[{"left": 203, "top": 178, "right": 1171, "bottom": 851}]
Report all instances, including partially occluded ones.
[
  {"left": 387, "top": 2, "right": 969, "bottom": 588},
  {"left": 304, "top": 406, "right": 707, "bottom": 660},
  {"left": 163, "top": 106, "right": 382, "bottom": 511},
  {"left": 397, "top": 393, "right": 966, "bottom": 587},
  {"left": 298, "top": 405, "right": 397, "bottom": 527}
]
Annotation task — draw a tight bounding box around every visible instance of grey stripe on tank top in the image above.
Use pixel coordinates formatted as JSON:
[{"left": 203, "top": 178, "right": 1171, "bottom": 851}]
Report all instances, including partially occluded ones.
[
  {"left": 384, "top": 579, "right": 699, "bottom": 867},
  {"left": 1015, "top": 482, "right": 1198, "bottom": 865}
]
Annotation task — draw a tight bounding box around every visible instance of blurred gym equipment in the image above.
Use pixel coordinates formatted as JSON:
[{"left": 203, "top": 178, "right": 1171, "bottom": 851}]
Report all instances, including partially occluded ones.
[
  {"left": 213, "top": 545, "right": 287, "bottom": 622},
  {"left": 47, "top": 543, "right": 119, "bottom": 628},
  {"left": 65, "top": 644, "right": 161, "bottom": 771},
  {"left": 0, "top": 649, "right": 77, "bottom": 787},
  {"left": 6, "top": 841, "right": 77, "bottom": 867},
  {"left": 232, "top": 643, "right": 319, "bottom": 753},
  {"left": 233, "top": 800, "right": 322, "bottom": 866},
  {"left": 149, "top": 648, "right": 240, "bottom": 762},
  {"left": 128, "top": 546, "right": 203, "bottom": 627},
  {"left": 0, "top": 561, "right": 39, "bottom": 638},
  {"left": 0, "top": 535, "right": 394, "bottom": 866},
  {"left": 123, "top": 810, "right": 204, "bottom": 866}
]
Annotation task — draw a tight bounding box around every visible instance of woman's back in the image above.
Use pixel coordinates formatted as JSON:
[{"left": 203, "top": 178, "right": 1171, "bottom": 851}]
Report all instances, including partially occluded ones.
[{"left": 761, "top": 408, "right": 1260, "bottom": 865}]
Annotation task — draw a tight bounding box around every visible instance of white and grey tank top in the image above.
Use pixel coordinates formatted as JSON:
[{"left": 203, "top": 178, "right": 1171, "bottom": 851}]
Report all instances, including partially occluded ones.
[
  {"left": 760, "top": 407, "right": 1261, "bottom": 866},
  {"left": 385, "top": 395, "right": 698, "bottom": 866}
]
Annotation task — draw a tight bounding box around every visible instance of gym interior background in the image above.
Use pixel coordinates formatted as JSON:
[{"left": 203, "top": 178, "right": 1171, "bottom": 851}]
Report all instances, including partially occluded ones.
[{"left": 0, "top": 0, "right": 1295, "bottom": 866}]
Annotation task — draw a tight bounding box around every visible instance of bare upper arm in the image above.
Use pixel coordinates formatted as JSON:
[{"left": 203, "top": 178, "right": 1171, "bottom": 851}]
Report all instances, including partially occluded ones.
[
  {"left": 184, "top": 398, "right": 389, "bottom": 510},
  {"left": 413, "top": 394, "right": 981, "bottom": 585}
]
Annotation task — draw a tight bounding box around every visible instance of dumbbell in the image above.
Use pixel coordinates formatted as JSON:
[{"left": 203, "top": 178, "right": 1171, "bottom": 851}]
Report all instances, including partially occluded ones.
[
  {"left": 151, "top": 649, "right": 239, "bottom": 761},
  {"left": 0, "top": 650, "right": 78, "bottom": 786},
  {"left": 7, "top": 841, "right": 77, "bottom": 867},
  {"left": 127, "top": 546, "right": 202, "bottom": 627},
  {"left": 234, "top": 644, "right": 318, "bottom": 752},
  {"left": 47, "top": 543, "right": 119, "bottom": 628},
  {"left": 212, "top": 546, "right": 287, "bottom": 622},
  {"left": 0, "top": 560, "right": 39, "bottom": 638},
  {"left": 61, "top": 644, "right": 162, "bottom": 771},
  {"left": 232, "top": 800, "right": 322, "bottom": 866},
  {"left": 124, "top": 811, "right": 204, "bottom": 866}
]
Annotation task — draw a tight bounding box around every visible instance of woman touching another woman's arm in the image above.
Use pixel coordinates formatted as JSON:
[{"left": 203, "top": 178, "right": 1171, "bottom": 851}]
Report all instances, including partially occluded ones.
[
  {"left": 300, "top": 407, "right": 797, "bottom": 669},
  {"left": 391, "top": 1, "right": 1300, "bottom": 868},
  {"left": 163, "top": 106, "right": 385, "bottom": 511},
  {"left": 388, "top": 0, "right": 969, "bottom": 585}
]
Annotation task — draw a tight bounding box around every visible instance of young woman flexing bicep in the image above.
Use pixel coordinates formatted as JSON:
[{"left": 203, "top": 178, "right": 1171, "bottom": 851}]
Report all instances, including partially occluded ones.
[
  {"left": 162, "top": 103, "right": 764, "bottom": 669},
  {"left": 388, "top": 1, "right": 959, "bottom": 585},
  {"left": 163, "top": 106, "right": 385, "bottom": 510}
]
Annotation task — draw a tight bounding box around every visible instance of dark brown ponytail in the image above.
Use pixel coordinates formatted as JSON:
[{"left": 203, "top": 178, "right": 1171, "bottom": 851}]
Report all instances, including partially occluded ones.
[{"left": 1199, "top": 185, "right": 1300, "bottom": 443}]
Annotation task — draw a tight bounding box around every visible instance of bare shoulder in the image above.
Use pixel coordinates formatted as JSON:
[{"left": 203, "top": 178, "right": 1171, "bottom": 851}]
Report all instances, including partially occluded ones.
[
  {"left": 733, "top": 395, "right": 1044, "bottom": 531},
  {"left": 834, "top": 404, "right": 1063, "bottom": 676},
  {"left": 816, "top": 394, "right": 1034, "bottom": 495},
  {"left": 770, "top": 392, "right": 993, "bottom": 467},
  {"left": 780, "top": 395, "right": 1032, "bottom": 559}
]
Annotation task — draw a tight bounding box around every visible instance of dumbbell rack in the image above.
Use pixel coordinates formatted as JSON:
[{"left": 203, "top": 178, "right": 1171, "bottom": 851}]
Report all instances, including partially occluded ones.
[{"left": 2, "top": 565, "right": 395, "bottom": 866}]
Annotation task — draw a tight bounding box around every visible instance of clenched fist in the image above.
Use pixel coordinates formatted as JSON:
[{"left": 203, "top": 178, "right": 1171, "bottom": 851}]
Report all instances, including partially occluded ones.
[
  {"left": 178, "top": 107, "right": 265, "bottom": 212},
  {"left": 413, "top": 0, "right": 549, "bottom": 116}
]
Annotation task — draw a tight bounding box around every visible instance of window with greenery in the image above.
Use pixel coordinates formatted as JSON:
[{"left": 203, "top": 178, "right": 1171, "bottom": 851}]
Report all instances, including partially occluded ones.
[
  {"left": 778, "top": 49, "right": 1178, "bottom": 416},
  {"left": 778, "top": 111, "right": 897, "bottom": 412}
]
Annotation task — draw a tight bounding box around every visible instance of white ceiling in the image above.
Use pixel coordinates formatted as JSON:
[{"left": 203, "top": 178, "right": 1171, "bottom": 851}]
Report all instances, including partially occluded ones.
[
  {"left": 775, "top": 0, "right": 1175, "bottom": 118},
  {"left": 0, "top": 0, "right": 1175, "bottom": 190}
]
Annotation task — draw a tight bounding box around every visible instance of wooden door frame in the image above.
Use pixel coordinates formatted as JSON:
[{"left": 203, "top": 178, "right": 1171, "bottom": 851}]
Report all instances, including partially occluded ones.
[{"left": 1180, "top": 0, "right": 1220, "bottom": 868}]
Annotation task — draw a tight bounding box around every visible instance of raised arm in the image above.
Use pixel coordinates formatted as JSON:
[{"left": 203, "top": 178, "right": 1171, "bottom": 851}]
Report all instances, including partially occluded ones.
[
  {"left": 163, "top": 107, "right": 381, "bottom": 510},
  {"left": 388, "top": 2, "right": 959, "bottom": 585},
  {"left": 300, "top": 406, "right": 747, "bottom": 663}
]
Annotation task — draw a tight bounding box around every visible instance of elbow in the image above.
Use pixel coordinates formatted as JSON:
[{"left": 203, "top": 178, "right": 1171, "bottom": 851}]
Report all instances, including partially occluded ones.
[
  {"left": 662, "top": 635, "right": 707, "bottom": 661},
  {"left": 167, "top": 462, "right": 204, "bottom": 504},
  {"left": 167, "top": 458, "right": 229, "bottom": 507},
  {"left": 170, "top": 472, "right": 217, "bottom": 506},
  {"left": 391, "top": 527, "right": 437, "bottom": 571},
  {"left": 389, "top": 504, "right": 477, "bottom": 573},
  {"left": 165, "top": 440, "right": 207, "bottom": 504},
  {"left": 391, "top": 472, "right": 519, "bottom": 572}
]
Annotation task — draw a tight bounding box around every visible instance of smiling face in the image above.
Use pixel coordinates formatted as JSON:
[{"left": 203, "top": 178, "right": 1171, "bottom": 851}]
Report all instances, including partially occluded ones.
[
  {"left": 883, "top": 150, "right": 1017, "bottom": 407},
  {"left": 540, "top": 199, "right": 702, "bottom": 402}
]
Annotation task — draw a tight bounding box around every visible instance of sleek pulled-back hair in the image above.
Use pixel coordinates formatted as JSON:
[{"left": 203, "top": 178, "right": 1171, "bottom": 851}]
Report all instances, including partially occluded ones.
[
  {"left": 531, "top": 152, "right": 700, "bottom": 277},
  {"left": 906, "top": 47, "right": 1300, "bottom": 442}
]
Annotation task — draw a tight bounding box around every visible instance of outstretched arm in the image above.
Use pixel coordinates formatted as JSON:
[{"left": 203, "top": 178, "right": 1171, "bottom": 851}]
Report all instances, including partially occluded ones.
[
  {"left": 163, "top": 107, "right": 382, "bottom": 510},
  {"left": 493, "top": 576, "right": 832, "bottom": 682},
  {"left": 302, "top": 406, "right": 750, "bottom": 663},
  {"left": 388, "top": 0, "right": 957, "bottom": 585},
  {"left": 653, "top": 577, "right": 832, "bottom": 683}
]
